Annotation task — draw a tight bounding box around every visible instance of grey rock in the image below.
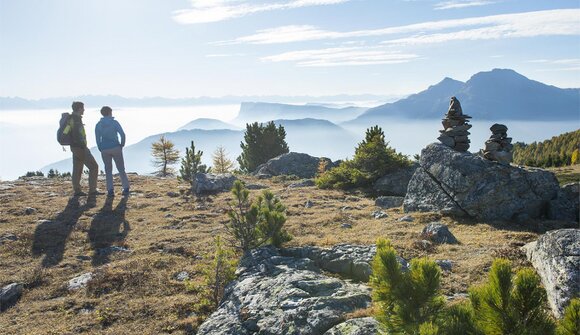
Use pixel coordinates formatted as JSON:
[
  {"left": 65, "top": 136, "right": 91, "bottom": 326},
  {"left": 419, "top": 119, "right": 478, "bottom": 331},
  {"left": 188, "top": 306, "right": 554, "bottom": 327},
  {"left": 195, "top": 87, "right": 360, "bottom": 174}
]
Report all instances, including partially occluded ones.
[
  {"left": 373, "top": 164, "right": 418, "bottom": 196},
  {"left": 288, "top": 179, "right": 316, "bottom": 188},
  {"left": 323, "top": 317, "right": 380, "bottom": 335},
  {"left": 421, "top": 222, "right": 458, "bottom": 244},
  {"left": 549, "top": 183, "right": 579, "bottom": 222},
  {"left": 245, "top": 183, "right": 268, "bottom": 190},
  {"left": 0, "top": 233, "right": 17, "bottom": 245},
  {"left": 24, "top": 207, "right": 37, "bottom": 215},
  {"left": 523, "top": 229, "right": 580, "bottom": 318},
  {"left": 341, "top": 223, "right": 353, "bottom": 229},
  {"left": 197, "top": 246, "right": 373, "bottom": 335},
  {"left": 254, "top": 152, "right": 333, "bottom": 179},
  {"left": 435, "top": 259, "right": 453, "bottom": 272},
  {"left": 305, "top": 200, "right": 315, "bottom": 208},
  {"left": 371, "top": 211, "right": 388, "bottom": 219},
  {"left": 404, "top": 143, "right": 562, "bottom": 221},
  {"left": 194, "top": 173, "right": 238, "bottom": 195},
  {"left": 175, "top": 271, "right": 190, "bottom": 282},
  {"left": 68, "top": 273, "right": 94, "bottom": 290},
  {"left": 375, "top": 196, "right": 404, "bottom": 209},
  {"left": 398, "top": 215, "right": 414, "bottom": 222},
  {"left": 96, "top": 246, "right": 130, "bottom": 256},
  {"left": 166, "top": 191, "right": 180, "bottom": 198},
  {"left": 0, "top": 283, "right": 23, "bottom": 311}
]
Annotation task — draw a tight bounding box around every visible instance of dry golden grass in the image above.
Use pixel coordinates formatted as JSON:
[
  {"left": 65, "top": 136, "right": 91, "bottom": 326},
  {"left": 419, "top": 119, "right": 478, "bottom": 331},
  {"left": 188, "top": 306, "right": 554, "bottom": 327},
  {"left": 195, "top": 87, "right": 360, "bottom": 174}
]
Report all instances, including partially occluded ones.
[{"left": 0, "top": 173, "right": 569, "bottom": 334}]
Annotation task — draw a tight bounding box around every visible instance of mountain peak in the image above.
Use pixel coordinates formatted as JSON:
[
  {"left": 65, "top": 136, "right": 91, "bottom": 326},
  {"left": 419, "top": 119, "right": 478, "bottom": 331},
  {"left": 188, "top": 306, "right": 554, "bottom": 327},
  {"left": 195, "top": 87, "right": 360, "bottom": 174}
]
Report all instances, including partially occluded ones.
[{"left": 468, "top": 68, "right": 529, "bottom": 83}]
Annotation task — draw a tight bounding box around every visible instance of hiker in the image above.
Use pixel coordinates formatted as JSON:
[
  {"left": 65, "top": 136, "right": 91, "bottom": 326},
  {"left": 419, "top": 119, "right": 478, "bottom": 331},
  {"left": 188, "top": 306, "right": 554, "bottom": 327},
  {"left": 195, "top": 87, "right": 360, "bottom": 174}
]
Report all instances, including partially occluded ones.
[
  {"left": 70, "top": 101, "right": 100, "bottom": 196},
  {"left": 95, "top": 106, "right": 130, "bottom": 197}
]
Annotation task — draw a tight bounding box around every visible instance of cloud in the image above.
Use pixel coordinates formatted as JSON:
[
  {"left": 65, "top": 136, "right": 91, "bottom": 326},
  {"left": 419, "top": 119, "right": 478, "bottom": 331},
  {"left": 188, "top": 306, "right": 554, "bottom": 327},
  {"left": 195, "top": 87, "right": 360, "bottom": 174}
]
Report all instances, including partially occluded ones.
[
  {"left": 528, "top": 58, "right": 580, "bottom": 72},
  {"left": 261, "top": 47, "right": 420, "bottom": 66},
  {"left": 434, "top": 1, "right": 496, "bottom": 10},
  {"left": 219, "top": 9, "right": 580, "bottom": 45},
  {"left": 173, "top": 0, "right": 351, "bottom": 24}
]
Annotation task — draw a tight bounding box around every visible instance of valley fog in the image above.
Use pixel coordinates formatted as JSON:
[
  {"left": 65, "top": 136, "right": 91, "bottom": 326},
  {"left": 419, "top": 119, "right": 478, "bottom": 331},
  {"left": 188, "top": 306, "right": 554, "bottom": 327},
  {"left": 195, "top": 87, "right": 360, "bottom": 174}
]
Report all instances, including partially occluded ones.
[{"left": 0, "top": 105, "right": 578, "bottom": 180}]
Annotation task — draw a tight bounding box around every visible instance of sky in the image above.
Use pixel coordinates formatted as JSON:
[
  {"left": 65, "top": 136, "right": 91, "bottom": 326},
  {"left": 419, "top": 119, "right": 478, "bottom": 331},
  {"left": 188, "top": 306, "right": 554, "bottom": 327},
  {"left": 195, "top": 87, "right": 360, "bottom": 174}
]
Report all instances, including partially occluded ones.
[{"left": 1, "top": 0, "right": 579, "bottom": 99}]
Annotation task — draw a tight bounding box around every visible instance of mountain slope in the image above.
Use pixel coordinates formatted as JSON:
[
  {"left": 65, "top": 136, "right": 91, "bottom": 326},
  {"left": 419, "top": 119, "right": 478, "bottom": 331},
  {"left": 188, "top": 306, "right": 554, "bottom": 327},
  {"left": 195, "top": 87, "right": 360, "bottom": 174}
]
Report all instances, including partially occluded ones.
[
  {"left": 235, "top": 102, "right": 368, "bottom": 124},
  {"left": 354, "top": 69, "right": 580, "bottom": 122},
  {"left": 178, "top": 118, "right": 240, "bottom": 131}
]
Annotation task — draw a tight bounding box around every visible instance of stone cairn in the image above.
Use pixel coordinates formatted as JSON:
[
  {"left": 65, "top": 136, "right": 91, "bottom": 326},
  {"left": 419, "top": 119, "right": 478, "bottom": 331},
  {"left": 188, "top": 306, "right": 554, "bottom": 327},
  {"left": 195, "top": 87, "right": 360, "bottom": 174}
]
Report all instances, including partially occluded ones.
[
  {"left": 438, "top": 97, "right": 472, "bottom": 152},
  {"left": 482, "top": 123, "right": 513, "bottom": 165}
]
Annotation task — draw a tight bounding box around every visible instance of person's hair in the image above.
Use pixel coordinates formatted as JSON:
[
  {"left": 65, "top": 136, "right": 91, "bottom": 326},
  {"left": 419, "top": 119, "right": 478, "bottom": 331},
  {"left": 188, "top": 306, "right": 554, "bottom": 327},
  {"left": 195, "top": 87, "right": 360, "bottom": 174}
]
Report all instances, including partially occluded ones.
[
  {"left": 71, "top": 101, "right": 84, "bottom": 112},
  {"left": 100, "top": 106, "right": 113, "bottom": 116}
]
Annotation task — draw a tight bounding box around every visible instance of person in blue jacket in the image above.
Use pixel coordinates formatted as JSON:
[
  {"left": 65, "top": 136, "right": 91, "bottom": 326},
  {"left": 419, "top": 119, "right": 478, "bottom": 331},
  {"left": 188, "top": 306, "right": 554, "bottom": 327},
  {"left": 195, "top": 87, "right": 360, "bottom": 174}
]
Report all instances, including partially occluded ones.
[{"left": 95, "top": 106, "right": 130, "bottom": 197}]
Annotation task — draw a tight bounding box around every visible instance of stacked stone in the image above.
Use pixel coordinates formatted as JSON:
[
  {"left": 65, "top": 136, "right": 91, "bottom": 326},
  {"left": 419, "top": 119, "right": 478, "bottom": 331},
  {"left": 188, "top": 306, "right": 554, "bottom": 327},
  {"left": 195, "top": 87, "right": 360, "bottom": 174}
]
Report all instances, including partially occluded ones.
[
  {"left": 483, "top": 123, "right": 513, "bottom": 165},
  {"left": 437, "top": 97, "right": 472, "bottom": 152}
]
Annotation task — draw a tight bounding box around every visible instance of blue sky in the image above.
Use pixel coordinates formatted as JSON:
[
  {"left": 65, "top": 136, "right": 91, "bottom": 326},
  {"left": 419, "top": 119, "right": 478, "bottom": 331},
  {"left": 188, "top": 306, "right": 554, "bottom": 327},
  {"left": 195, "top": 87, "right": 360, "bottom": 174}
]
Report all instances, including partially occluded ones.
[{"left": 1, "top": 0, "right": 579, "bottom": 99}]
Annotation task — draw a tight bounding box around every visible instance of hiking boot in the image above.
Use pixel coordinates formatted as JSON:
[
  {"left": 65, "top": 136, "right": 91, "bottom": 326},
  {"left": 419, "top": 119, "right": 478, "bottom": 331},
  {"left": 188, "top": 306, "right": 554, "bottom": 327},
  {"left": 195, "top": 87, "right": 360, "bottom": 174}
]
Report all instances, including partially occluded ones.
[
  {"left": 122, "top": 188, "right": 130, "bottom": 196},
  {"left": 73, "top": 191, "right": 87, "bottom": 197}
]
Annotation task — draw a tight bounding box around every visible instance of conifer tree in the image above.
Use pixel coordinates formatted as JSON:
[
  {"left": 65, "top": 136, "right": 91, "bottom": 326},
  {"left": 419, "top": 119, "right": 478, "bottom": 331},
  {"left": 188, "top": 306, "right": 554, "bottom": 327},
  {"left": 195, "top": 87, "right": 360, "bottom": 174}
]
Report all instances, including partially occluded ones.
[
  {"left": 179, "top": 140, "right": 209, "bottom": 192},
  {"left": 151, "top": 135, "right": 180, "bottom": 176},
  {"left": 237, "top": 121, "right": 289, "bottom": 173},
  {"left": 557, "top": 298, "right": 580, "bottom": 335},
  {"left": 212, "top": 146, "right": 235, "bottom": 174}
]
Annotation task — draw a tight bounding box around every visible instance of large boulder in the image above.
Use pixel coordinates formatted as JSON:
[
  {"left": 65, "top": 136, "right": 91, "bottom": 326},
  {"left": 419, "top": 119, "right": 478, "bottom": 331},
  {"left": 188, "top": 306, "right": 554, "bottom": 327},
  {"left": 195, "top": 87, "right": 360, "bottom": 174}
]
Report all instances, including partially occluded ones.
[
  {"left": 197, "top": 245, "right": 376, "bottom": 334},
  {"left": 523, "top": 229, "right": 580, "bottom": 318},
  {"left": 194, "top": 173, "right": 238, "bottom": 195},
  {"left": 254, "top": 152, "right": 333, "bottom": 178},
  {"left": 373, "top": 163, "right": 419, "bottom": 196},
  {"left": 404, "top": 143, "right": 564, "bottom": 221},
  {"left": 323, "top": 317, "right": 380, "bottom": 335},
  {"left": 548, "top": 183, "right": 580, "bottom": 222}
]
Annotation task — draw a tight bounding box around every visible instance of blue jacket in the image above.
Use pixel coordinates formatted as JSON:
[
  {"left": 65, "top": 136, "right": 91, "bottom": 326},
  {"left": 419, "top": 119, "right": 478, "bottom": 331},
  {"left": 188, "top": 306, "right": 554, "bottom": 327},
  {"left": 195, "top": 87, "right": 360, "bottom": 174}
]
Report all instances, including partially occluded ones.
[{"left": 95, "top": 116, "right": 126, "bottom": 151}]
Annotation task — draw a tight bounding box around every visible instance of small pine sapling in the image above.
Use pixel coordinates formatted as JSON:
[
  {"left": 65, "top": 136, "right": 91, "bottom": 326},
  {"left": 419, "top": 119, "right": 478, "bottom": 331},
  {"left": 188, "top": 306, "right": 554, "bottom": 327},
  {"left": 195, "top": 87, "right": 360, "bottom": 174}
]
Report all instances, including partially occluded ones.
[{"left": 556, "top": 298, "right": 580, "bottom": 335}]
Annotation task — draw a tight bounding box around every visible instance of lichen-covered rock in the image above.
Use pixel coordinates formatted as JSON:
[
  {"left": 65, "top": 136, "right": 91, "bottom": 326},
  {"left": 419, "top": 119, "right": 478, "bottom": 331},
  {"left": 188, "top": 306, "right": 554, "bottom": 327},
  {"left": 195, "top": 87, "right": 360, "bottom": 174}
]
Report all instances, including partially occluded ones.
[
  {"left": 373, "top": 164, "right": 418, "bottom": 196},
  {"left": 194, "top": 173, "right": 238, "bottom": 195},
  {"left": 375, "top": 196, "right": 404, "bottom": 209},
  {"left": 254, "top": 152, "right": 334, "bottom": 178},
  {"left": 68, "top": 272, "right": 94, "bottom": 290},
  {"left": 323, "top": 317, "right": 380, "bottom": 335},
  {"left": 549, "top": 183, "right": 580, "bottom": 222},
  {"left": 404, "top": 143, "right": 563, "bottom": 221},
  {"left": 523, "top": 229, "right": 580, "bottom": 318},
  {"left": 421, "top": 222, "right": 458, "bottom": 244},
  {"left": 197, "top": 246, "right": 373, "bottom": 335}
]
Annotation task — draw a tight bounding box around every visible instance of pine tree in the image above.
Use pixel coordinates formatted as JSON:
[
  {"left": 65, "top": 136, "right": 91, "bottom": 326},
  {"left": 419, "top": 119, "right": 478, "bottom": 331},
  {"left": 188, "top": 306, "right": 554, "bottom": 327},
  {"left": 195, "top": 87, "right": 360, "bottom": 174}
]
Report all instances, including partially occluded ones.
[
  {"left": 151, "top": 135, "right": 180, "bottom": 177},
  {"left": 179, "top": 140, "right": 209, "bottom": 192},
  {"left": 557, "top": 298, "right": 580, "bottom": 335},
  {"left": 212, "top": 146, "right": 235, "bottom": 174},
  {"left": 237, "top": 121, "right": 289, "bottom": 173}
]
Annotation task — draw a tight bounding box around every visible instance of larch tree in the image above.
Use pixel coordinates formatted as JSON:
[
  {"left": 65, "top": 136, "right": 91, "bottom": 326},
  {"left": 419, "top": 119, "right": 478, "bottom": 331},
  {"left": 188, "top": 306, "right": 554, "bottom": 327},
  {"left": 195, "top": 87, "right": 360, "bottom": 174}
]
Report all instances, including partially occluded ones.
[
  {"left": 151, "top": 135, "right": 180, "bottom": 177},
  {"left": 212, "top": 146, "right": 235, "bottom": 174}
]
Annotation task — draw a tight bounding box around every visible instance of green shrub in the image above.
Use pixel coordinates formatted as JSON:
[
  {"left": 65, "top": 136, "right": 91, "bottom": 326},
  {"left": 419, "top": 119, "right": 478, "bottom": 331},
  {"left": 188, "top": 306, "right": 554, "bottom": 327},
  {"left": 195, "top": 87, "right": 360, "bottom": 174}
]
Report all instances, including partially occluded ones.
[
  {"left": 179, "top": 140, "right": 210, "bottom": 193},
  {"left": 557, "top": 298, "right": 580, "bottom": 335},
  {"left": 225, "top": 180, "right": 291, "bottom": 251},
  {"left": 237, "top": 121, "right": 289, "bottom": 173},
  {"left": 470, "top": 259, "right": 555, "bottom": 335},
  {"left": 370, "top": 238, "right": 445, "bottom": 334},
  {"left": 316, "top": 126, "right": 410, "bottom": 190}
]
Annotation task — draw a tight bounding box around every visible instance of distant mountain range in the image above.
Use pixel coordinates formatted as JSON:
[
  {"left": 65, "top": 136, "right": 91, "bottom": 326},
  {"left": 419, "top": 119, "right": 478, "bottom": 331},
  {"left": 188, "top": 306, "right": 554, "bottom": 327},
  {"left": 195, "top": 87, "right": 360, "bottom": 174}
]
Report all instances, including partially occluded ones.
[
  {"left": 235, "top": 102, "right": 368, "bottom": 123},
  {"left": 0, "top": 94, "right": 392, "bottom": 110},
  {"left": 353, "top": 69, "right": 579, "bottom": 123},
  {"left": 178, "top": 118, "right": 240, "bottom": 131}
]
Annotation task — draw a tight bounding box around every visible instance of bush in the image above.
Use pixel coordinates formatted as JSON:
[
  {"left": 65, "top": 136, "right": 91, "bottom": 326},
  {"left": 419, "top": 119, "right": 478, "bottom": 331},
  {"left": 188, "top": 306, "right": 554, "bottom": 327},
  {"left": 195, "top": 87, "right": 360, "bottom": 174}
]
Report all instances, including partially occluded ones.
[
  {"left": 557, "top": 298, "right": 580, "bottom": 335},
  {"left": 237, "top": 121, "right": 289, "bottom": 173},
  {"left": 316, "top": 126, "right": 410, "bottom": 190},
  {"left": 470, "top": 259, "right": 555, "bottom": 335},
  {"left": 224, "top": 180, "right": 292, "bottom": 251},
  {"left": 370, "top": 238, "right": 445, "bottom": 334}
]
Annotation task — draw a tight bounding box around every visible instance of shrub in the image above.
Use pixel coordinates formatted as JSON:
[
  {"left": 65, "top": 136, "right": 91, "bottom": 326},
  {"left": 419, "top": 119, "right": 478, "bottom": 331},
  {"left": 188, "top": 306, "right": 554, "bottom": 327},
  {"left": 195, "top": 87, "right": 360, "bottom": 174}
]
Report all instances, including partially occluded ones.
[
  {"left": 316, "top": 126, "right": 410, "bottom": 190},
  {"left": 469, "top": 259, "right": 555, "bottom": 335},
  {"left": 237, "top": 121, "right": 289, "bottom": 173},
  {"left": 224, "top": 180, "right": 292, "bottom": 251},
  {"left": 22, "top": 171, "right": 44, "bottom": 178},
  {"left": 370, "top": 238, "right": 445, "bottom": 334},
  {"left": 556, "top": 298, "right": 580, "bottom": 335},
  {"left": 179, "top": 141, "right": 210, "bottom": 193}
]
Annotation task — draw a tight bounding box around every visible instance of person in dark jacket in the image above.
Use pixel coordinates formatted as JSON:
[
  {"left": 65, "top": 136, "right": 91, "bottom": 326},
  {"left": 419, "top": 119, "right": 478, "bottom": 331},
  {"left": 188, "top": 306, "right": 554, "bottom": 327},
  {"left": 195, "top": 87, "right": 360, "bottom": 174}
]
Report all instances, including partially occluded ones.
[
  {"left": 70, "top": 101, "right": 100, "bottom": 196},
  {"left": 95, "top": 106, "right": 130, "bottom": 197}
]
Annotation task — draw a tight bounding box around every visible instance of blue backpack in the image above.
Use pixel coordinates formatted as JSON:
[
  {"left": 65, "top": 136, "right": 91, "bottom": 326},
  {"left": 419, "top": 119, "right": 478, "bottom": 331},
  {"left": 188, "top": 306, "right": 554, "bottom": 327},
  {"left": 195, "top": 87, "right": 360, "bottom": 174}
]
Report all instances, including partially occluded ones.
[{"left": 57, "top": 113, "right": 72, "bottom": 146}]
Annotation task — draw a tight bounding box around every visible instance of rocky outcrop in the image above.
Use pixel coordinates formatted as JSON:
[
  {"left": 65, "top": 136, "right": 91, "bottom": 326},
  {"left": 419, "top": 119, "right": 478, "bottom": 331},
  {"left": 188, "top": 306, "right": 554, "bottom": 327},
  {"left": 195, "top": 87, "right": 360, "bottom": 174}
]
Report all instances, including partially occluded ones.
[
  {"left": 375, "top": 196, "right": 404, "bottom": 209},
  {"left": 323, "top": 317, "right": 380, "bottom": 335},
  {"left": 420, "top": 222, "right": 458, "bottom": 244},
  {"left": 197, "top": 245, "right": 376, "bottom": 334},
  {"left": 404, "top": 143, "right": 565, "bottom": 221},
  {"left": 254, "top": 153, "right": 334, "bottom": 179},
  {"left": 373, "top": 164, "right": 418, "bottom": 196},
  {"left": 523, "top": 229, "right": 580, "bottom": 318},
  {"left": 194, "top": 173, "right": 238, "bottom": 195},
  {"left": 549, "top": 183, "right": 580, "bottom": 222}
]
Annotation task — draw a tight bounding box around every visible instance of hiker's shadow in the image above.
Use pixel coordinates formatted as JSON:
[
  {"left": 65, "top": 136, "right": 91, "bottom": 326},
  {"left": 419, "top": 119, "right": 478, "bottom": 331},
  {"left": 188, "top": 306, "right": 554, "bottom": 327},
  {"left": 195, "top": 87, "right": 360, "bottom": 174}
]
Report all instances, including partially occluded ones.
[
  {"left": 89, "top": 196, "right": 130, "bottom": 266},
  {"left": 32, "top": 195, "right": 92, "bottom": 267}
]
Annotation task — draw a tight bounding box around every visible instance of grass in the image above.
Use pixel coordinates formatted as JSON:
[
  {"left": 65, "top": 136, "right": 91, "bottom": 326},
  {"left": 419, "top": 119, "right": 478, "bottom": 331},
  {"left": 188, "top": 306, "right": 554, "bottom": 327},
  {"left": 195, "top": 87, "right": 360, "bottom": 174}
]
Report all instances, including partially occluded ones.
[
  {"left": 0, "top": 172, "right": 572, "bottom": 334},
  {"left": 549, "top": 164, "right": 580, "bottom": 185}
]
